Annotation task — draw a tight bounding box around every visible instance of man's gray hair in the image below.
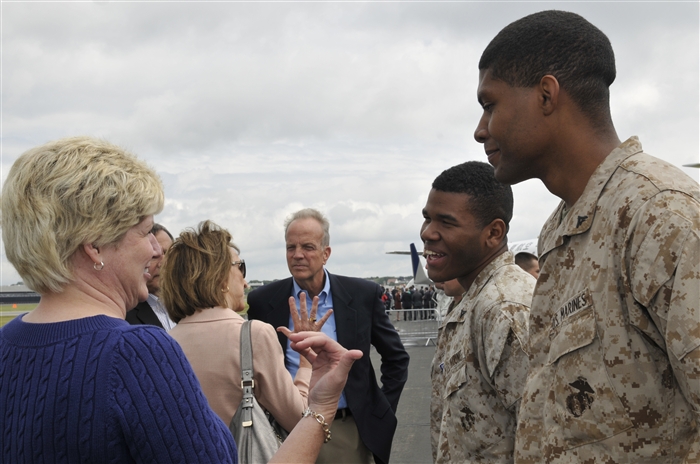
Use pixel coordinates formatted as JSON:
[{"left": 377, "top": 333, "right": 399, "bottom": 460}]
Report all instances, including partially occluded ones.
[{"left": 284, "top": 208, "right": 330, "bottom": 247}]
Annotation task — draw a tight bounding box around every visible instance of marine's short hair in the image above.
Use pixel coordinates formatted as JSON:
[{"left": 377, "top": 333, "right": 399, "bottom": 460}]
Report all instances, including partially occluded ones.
[
  {"left": 160, "top": 220, "right": 239, "bottom": 323},
  {"left": 515, "top": 252, "right": 538, "bottom": 270},
  {"left": 432, "top": 161, "right": 513, "bottom": 230},
  {"left": 151, "top": 223, "right": 174, "bottom": 241},
  {"left": 479, "top": 10, "right": 616, "bottom": 127},
  {"left": 1, "top": 136, "right": 164, "bottom": 294},
  {"left": 284, "top": 208, "right": 330, "bottom": 247}
]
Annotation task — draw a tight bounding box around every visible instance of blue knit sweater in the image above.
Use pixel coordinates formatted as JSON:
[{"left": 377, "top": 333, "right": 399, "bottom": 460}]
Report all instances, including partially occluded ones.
[{"left": 0, "top": 314, "right": 238, "bottom": 463}]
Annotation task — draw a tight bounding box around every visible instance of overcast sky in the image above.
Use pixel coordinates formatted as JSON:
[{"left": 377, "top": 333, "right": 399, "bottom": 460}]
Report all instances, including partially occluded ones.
[{"left": 1, "top": 1, "right": 698, "bottom": 286}]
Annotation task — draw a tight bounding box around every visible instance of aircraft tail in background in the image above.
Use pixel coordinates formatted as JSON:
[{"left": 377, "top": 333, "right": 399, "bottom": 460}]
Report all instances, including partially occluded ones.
[
  {"left": 508, "top": 238, "right": 538, "bottom": 257},
  {"left": 410, "top": 243, "right": 433, "bottom": 286}
]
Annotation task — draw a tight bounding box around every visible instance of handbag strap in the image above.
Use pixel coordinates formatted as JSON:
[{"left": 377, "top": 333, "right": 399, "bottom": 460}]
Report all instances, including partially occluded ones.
[{"left": 240, "top": 320, "right": 255, "bottom": 427}]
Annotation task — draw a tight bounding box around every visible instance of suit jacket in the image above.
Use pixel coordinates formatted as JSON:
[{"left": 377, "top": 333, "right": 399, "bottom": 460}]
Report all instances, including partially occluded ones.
[
  {"left": 126, "top": 300, "right": 164, "bottom": 329},
  {"left": 401, "top": 291, "right": 413, "bottom": 309},
  {"left": 247, "top": 273, "right": 410, "bottom": 464}
]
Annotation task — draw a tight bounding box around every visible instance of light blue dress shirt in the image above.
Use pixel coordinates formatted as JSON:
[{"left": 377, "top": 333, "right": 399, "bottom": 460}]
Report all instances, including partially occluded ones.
[
  {"left": 287, "top": 269, "right": 347, "bottom": 409},
  {"left": 146, "top": 294, "right": 177, "bottom": 332}
]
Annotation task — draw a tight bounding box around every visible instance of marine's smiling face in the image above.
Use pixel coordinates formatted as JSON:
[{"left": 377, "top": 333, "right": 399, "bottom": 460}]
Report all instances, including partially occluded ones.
[
  {"left": 420, "top": 189, "right": 489, "bottom": 284},
  {"left": 474, "top": 68, "right": 548, "bottom": 185}
]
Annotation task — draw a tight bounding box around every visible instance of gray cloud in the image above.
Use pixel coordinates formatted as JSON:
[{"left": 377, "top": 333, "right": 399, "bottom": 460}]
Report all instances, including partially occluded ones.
[{"left": 1, "top": 1, "right": 697, "bottom": 285}]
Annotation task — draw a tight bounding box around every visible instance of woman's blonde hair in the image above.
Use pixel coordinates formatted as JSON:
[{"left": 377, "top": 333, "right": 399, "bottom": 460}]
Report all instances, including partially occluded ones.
[
  {"left": 161, "top": 220, "right": 239, "bottom": 323},
  {"left": 1, "top": 136, "right": 164, "bottom": 294}
]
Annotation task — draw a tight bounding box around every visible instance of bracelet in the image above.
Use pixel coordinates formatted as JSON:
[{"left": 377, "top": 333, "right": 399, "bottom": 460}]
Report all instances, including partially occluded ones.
[{"left": 302, "top": 407, "right": 332, "bottom": 443}]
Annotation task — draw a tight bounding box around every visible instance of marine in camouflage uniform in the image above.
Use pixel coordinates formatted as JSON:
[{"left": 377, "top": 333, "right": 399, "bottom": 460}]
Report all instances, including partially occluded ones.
[
  {"left": 515, "top": 137, "right": 700, "bottom": 463},
  {"left": 431, "top": 251, "right": 535, "bottom": 463}
]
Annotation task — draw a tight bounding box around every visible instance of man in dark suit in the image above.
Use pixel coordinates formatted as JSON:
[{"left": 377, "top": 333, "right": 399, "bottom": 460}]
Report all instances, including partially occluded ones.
[
  {"left": 401, "top": 287, "right": 413, "bottom": 320},
  {"left": 247, "top": 208, "right": 409, "bottom": 464},
  {"left": 126, "top": 223, "right": 176, "bottom": 331}
]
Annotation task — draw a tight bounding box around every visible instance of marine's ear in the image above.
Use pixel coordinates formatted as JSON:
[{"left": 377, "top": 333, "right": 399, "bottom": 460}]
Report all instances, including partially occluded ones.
[
  {"left": 481, "top": 218, "right": 507, "bottom": 250},
  {"left": 539, "top": 74, "right": 560, "bottom": 116}
]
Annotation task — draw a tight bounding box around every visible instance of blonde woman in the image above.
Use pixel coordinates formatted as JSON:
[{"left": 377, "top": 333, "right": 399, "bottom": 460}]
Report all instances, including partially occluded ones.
[{"left": 0, "top": 137, "right": 237, "bottom": 463}]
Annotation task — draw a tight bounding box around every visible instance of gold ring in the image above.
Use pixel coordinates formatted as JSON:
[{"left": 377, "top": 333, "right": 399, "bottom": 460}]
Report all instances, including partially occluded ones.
[{"left": 309, "top": 317, "right": 317, "bottom": 323}]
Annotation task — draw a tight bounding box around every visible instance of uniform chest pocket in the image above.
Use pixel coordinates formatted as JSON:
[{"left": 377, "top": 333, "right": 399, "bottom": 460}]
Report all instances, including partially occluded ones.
[
  {"left": 544, "top": 308, "right": 633, "bottom": 452},
  {"left": 443, "top": 361, "right": 467, "bottom": 400}
]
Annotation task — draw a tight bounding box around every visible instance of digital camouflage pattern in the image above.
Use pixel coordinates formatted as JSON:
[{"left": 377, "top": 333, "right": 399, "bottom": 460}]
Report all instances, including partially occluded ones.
[
  {"left": 431, "top": 251, "right": 535, "bottom": 463},
  {"left": 515, "top": 137, "right": 700, "bottom": 463}
]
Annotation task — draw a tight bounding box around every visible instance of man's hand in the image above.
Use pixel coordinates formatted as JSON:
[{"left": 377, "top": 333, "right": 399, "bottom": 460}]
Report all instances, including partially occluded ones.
[{"left": 288, "top": 293, "right": 333, "bottom": 333}]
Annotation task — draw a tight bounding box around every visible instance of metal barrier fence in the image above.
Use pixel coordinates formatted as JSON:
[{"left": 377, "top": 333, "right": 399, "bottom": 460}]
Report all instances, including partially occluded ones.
[{"left": 387, "top": 309, "right": 441, "bottom": 346}]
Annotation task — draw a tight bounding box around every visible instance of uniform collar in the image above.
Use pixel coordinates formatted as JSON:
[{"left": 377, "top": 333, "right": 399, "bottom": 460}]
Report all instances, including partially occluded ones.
[
  {"left": 443, "top": 251, "right": 515, "bottom": 325},
  {"left": 465, "top": 250, "right": 515, "bottom": 302},
  {"left": 540, "top": 137, "right": 643, "bottom": 256}
]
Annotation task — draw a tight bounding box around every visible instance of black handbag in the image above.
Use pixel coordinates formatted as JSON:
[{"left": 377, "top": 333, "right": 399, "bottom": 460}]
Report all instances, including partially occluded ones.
[{"left": 229, "top": 320, "right": 289, "bottom": 464}]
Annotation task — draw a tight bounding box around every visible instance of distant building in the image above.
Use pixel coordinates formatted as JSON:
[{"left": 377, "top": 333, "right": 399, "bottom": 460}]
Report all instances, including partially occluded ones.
[{"left": 0, "top": 285, "right": 40, "bottom": 305}]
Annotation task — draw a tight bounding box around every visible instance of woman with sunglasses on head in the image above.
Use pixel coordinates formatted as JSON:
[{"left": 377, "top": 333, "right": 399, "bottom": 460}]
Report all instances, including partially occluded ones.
[{"left": 162, "top": 220, "right": 332, "bottom": 440}]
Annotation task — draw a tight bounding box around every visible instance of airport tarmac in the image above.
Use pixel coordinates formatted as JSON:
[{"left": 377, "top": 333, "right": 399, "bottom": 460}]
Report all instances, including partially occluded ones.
[{"left": 370, "top": 343, "right": 436, "bottom": 464}]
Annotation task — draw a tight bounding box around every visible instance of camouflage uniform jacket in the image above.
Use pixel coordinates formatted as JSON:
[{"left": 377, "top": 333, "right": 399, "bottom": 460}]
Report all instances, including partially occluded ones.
[
  {"left": 431, "top": 251, "right": 535, "bottom": 463},
  {"left": 515, "top": 137, "right": 700, "bottom": 463}
]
